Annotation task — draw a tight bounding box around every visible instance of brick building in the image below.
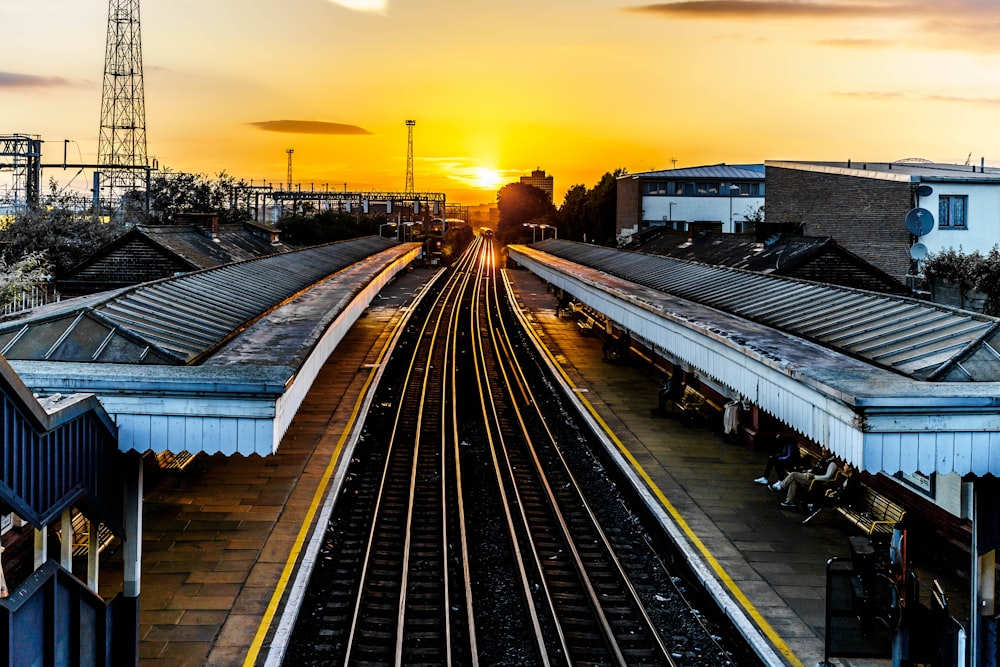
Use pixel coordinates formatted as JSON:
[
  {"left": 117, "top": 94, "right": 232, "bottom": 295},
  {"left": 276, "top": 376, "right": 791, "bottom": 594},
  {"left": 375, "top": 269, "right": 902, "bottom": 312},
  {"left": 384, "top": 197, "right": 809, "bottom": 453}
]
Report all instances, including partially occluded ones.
[{"left": 764, "top": 160, "right": 1000, "bottom": 283}]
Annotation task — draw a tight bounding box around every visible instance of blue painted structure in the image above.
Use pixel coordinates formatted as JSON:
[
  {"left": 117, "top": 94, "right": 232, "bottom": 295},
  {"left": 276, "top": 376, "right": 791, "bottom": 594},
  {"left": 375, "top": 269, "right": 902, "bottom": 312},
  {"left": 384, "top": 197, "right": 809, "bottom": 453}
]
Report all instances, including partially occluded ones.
[{"left": 0, "top": 355, "right": 133, "bottom": 666}]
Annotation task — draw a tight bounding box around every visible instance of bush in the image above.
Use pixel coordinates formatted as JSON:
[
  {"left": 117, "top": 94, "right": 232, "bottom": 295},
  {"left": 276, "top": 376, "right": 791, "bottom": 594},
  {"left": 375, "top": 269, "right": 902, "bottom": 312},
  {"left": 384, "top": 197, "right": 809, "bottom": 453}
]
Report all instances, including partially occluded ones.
[{"left": 923, "top": 246, "right": 1000, "bottom": 316}]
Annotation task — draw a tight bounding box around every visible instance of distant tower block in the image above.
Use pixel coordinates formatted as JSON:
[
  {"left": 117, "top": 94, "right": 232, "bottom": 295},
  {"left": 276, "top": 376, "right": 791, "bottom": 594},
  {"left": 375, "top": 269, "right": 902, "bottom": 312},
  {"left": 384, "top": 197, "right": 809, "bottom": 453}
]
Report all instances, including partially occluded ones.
[
  {"left": 405, "top": 120, "right": 415, "bottom": 194},
  {"left": 97, "top": 0, "right": 148, "bottom": 209},
  {"left": 520, "top": 168, "right": 554, "bottom": 201}
]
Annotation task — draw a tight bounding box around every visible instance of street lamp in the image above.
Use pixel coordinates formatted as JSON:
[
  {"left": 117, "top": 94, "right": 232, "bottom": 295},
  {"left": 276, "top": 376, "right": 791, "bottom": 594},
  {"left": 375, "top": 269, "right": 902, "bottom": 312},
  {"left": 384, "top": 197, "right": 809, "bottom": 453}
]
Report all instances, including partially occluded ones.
[
  {"left": 524, "top": 223, "right": 538, "bottom": 242},
  {"left": 538, "top": 224, "right": 557, "bottom": 240},
  {"left": 379, "top": 222, "right": 397, "bottom": 238},
  {"left": 400, "top": 221, "right": 415, "bottom": 242}
]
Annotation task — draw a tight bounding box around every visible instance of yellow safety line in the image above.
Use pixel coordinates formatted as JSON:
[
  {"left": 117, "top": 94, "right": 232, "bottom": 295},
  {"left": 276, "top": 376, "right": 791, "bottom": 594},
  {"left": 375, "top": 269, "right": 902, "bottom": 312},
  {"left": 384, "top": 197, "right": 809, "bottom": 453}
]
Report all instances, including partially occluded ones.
[
  {"left": 527, "top": 314, "right": 804, "bottom": 667},
  {"left": 243, "top": 330, "right": 395, "bottom": 666}
]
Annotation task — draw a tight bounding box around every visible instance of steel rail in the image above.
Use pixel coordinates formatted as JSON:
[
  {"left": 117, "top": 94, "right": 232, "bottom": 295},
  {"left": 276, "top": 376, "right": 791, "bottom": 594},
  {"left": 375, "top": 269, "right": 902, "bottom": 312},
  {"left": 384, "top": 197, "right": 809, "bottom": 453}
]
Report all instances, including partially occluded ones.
[
  {"left": 342, "top": 245, "right": 474, "bottom": 666},
  {"left": 468, "top": 239, "right": 555, "bottom": 664}
]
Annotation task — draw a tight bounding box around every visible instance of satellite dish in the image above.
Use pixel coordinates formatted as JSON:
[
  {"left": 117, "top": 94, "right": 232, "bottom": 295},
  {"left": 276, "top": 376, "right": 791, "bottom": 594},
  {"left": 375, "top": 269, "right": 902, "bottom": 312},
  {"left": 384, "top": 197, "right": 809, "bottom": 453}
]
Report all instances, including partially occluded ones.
[
  {"left": 905, "top": 207, "right": 934, "bottom": 236},
  {"left": 916, "top": 185, "right": 933, "bottom": 197},
  {"left": 910, "top": 242, "right": 928, "bottom": 260}
]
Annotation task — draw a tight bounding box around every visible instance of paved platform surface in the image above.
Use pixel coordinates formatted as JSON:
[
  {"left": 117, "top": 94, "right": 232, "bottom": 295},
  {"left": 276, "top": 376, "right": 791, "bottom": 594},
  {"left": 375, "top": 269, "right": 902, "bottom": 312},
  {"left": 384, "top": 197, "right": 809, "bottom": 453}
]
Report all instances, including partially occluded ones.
[{"left": 115, "top": 262, "right": 967, "bottom": 666}]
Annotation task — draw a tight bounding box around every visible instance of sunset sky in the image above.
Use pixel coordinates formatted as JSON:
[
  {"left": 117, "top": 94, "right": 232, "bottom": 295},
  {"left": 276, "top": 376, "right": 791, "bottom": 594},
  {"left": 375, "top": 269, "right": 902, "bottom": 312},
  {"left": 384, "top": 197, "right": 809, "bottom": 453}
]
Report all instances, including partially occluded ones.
[{"left": 5, "top": 0, "right": 1000, "bottom": 205}]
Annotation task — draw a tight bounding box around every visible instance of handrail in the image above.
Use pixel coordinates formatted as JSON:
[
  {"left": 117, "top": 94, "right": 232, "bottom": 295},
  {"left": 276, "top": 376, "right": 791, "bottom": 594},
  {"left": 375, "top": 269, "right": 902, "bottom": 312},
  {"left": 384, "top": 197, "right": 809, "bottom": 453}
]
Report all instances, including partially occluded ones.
[{"left": 0, "top": 355, "right": 121, "bottom": 533}]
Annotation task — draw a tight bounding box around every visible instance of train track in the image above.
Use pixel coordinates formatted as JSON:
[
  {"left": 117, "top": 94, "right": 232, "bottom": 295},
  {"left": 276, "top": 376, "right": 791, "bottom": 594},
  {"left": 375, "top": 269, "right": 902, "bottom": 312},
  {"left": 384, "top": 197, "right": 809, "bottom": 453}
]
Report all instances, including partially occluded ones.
[{"left": 285, "top": 236, "right": 742, "bottom": 665}]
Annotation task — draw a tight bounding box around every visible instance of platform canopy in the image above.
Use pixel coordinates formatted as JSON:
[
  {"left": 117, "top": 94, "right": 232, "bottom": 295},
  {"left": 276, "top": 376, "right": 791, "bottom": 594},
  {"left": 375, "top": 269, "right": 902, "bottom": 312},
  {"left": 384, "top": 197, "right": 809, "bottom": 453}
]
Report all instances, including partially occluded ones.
[
  {"left": 511, "top": 240, "right": 1000, "bottom": 477},
  {"left": 5, "top": 237, "right": 421, "bottom": 457}
]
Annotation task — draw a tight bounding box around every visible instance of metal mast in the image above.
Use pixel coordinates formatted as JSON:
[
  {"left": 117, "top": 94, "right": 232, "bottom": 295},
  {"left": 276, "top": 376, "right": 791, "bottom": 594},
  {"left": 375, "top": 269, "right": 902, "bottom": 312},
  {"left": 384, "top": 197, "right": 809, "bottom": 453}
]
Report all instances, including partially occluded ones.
[
  {"left": 286, "top": 149, "right": 294, "bottom": 189},
  {"left": 97, "top": 0, "right": 147, "bottom": 211},
  {"left": 405, "top": 120, "right": 415, "bottom": 194}
]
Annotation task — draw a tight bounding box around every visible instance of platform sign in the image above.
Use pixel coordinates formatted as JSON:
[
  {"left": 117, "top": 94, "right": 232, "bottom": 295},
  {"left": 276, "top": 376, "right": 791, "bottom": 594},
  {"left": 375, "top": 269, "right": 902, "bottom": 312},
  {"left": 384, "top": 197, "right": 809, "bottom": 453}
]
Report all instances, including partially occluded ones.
[{"left": 0, "top": 513, "right": 10, "bottom": 534}]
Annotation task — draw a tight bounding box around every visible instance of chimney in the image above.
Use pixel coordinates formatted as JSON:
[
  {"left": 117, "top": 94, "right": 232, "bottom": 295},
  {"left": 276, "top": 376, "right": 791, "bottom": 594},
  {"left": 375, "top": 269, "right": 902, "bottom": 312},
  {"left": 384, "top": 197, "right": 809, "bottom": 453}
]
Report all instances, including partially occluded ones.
[{"left": 177, "top": 213, "right": 220, "bottom": 239}]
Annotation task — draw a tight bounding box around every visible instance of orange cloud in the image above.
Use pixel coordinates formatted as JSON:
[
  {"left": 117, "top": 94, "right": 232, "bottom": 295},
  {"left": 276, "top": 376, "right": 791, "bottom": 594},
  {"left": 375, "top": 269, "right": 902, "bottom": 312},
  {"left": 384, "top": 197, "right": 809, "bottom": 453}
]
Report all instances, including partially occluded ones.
[
  {"left": 249, "top": 120, "right": 373, "bottom": 135},
  {"left": 0, "top": 72, "right": 71, "bottom": 88},
  {"left": 626, "top": 1, "right": 1000, "bottom": 54},
  {"left": 815, "top": 38, "right": 892, "bottom": 49},
  {"left": 626, "top": 1, "right": 903, "bottom": 19},
  {"left": 833, "top": 91, "right": 1000, "bottom": 106},
  {"left": 626, "top": 0, "right": 1000, "bottom": 21}
]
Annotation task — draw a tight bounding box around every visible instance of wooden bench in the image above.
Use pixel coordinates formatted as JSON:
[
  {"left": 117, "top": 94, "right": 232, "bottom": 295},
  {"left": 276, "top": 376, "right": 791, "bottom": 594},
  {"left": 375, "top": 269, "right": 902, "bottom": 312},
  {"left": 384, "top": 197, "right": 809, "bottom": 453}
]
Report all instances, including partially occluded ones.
[
  {"left": 796, "top": 445, "right": 821, "bottom": 471},
  {"left": 675, "top": 387, "right": 706, "bottom": 418},
  {"left": 67, "top": 510, "right": 115, "bottom": 557},
  {"left": 835, "top": 486, "right": 906, "bottom": 540},
  {"left": 155, "top": 449, "right": 198, "bottom": 471},
  {"left": 576, "top": 314, "right": 594, "bottom": 334}
]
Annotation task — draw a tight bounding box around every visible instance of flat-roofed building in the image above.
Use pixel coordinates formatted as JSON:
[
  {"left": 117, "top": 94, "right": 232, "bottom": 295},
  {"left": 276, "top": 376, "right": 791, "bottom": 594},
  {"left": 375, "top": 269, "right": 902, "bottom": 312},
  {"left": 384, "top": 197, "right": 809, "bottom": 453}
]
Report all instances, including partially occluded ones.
[{"left": 616, "top": 164, "right": 765, "bottom": 242}]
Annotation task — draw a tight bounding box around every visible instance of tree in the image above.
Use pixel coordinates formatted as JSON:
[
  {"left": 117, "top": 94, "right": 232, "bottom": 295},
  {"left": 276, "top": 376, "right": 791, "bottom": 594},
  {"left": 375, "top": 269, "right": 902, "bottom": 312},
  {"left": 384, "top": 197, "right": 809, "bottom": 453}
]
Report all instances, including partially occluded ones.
[
  {"left": 440, "top": 224, "right": 474, "bottom": 264},
  {"left": 147, "top": 169, "right": 247, "bottom": 225},
  {"left": 276, "top": 209, "right": 383, "bottom": 247},
  {"left": 496, "top": 183, "right": 557, "bottom": 244},
  {"left": 555, "top": 169, "right": 625, "bottom": 246},
  {"left": 2, "top": 181, "right": 122, "bottom": 277},
  {"left": 558, "top": 184, "right": 588, "bottom": 242},
  {"left": 581, "top": 169, "right": 622, "bottom": 245},
  {"left": 0, "top": 251, "right": 52, "bottom": 307}
]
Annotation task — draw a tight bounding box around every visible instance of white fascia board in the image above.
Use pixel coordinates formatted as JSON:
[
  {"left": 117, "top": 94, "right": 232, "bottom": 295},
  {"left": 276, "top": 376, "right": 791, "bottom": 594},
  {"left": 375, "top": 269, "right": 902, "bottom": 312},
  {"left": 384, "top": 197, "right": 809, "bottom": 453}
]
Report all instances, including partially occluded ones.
[
  {"left": 271, "top": 252, "right": 415, "bottom": 452},
  {"left": 8, "top": 361, "right": 288, "bottom": 457}
]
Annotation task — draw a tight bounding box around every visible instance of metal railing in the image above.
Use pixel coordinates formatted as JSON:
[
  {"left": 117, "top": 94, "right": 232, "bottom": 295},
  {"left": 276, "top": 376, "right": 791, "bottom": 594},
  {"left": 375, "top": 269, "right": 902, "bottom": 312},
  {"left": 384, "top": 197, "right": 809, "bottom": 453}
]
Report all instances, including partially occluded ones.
[{"left": 0, "top": 286, "right": 59, "bottom": 317}]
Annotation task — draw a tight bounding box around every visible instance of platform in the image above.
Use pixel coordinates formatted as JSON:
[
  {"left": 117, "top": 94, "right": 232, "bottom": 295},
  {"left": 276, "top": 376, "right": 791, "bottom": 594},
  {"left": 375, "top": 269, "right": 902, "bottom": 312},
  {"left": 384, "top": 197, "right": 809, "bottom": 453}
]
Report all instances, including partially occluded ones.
[{"left": 89, "top": 263, "right": 966, "bottom": 666}]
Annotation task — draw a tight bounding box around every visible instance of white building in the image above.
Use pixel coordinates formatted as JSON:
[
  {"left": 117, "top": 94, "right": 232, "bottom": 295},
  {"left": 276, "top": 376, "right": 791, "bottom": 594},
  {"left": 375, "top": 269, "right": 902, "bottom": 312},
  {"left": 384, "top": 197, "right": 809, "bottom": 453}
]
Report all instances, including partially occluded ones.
[{"left": 616, "top": 164, "right": 765, "bottom": 242}]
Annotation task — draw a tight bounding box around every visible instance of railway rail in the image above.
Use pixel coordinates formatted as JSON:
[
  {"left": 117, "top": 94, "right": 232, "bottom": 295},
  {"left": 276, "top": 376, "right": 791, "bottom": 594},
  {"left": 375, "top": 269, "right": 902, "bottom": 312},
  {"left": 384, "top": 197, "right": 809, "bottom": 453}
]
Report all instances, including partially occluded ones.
[{"left": 284, "top": 236, "right": 749, "bottom": 665}]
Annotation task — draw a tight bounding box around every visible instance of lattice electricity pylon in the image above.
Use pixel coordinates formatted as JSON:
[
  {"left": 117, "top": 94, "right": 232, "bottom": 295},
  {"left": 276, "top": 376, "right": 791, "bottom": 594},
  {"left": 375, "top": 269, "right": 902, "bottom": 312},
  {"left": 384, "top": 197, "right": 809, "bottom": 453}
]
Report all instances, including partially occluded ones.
[
  {"left": 405, "top": 120, "right": 415, "bottom": 194},
  {"left": 0, "top": 135, "right": 42, "bottom": 210},
  {"left": 97, "top": 0, "right": 148, "bottom": 212}
]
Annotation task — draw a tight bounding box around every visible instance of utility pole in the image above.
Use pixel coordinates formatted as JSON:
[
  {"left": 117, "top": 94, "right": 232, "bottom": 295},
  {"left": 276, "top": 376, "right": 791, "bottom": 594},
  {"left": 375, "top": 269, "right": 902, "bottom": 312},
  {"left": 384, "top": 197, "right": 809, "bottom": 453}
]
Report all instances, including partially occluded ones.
[
  {"left": 98, "top": 0, "right": 147, "bottom": 214},
  {"left": 405, "top": 120, "right": 415, "bottom": 194}
]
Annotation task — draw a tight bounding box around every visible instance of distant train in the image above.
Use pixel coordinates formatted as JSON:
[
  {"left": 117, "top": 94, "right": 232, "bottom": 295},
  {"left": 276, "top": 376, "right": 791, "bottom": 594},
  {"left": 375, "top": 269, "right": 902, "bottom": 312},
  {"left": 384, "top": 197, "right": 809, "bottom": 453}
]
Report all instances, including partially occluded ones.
[{"left": 482, "top": 228, "right": 494, "bottom": 238}]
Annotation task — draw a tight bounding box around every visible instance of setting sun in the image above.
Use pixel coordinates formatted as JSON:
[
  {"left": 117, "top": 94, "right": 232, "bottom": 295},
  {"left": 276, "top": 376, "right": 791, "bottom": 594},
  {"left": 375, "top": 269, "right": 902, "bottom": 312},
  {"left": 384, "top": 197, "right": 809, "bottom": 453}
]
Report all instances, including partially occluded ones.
[{"left": 473, "top": 167, "right": 504, "bottom": 190}]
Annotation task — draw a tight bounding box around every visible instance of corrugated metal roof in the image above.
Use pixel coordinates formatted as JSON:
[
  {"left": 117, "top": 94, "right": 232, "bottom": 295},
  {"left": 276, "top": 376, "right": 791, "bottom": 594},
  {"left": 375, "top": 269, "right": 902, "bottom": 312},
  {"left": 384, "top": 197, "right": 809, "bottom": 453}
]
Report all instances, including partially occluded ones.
[
  {"left": 140, "top": 223, "right": 292, "bottom": 267},
  {"left": 623, "top": 163, "right": 765, "bottom": 180},
  {"left": 534, "top": 239, "right": 1000, "bottom": 381},
  {"left": 0, "top": 236, "right": 397, "bottom": 365}
]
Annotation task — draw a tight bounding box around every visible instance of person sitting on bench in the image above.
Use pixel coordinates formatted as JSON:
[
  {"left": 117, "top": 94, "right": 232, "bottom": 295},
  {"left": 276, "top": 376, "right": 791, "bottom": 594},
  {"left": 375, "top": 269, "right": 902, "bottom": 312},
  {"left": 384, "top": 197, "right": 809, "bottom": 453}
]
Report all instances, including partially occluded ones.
[
  {"left": 652, "top": 373, "right": 682, "bottom": 416},
  {"left": 754, "top": 436, "right": 801, "bottom": 485},
  {"left": 771, "top": 447, "right": 838, "bottom": 508}
]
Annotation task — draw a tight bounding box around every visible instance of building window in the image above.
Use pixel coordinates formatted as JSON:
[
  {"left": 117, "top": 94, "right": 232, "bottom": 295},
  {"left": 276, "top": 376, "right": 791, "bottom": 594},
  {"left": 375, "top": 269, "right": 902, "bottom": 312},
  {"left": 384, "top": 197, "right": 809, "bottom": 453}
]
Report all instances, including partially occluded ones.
[
  {"left": 731, "top": 182, "right": 761, "bottom": 197},
  {"left": 643, "top": 181, "right": 668, "bottom": 195},
  {"left": 939, "top": 195, "right": 968, "bottom": 229}
]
